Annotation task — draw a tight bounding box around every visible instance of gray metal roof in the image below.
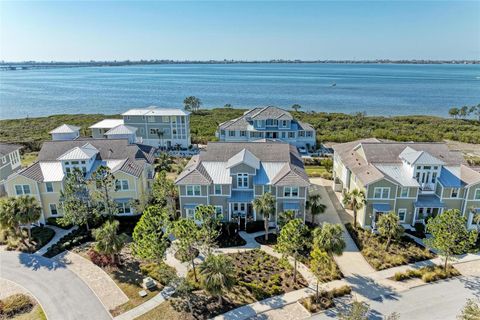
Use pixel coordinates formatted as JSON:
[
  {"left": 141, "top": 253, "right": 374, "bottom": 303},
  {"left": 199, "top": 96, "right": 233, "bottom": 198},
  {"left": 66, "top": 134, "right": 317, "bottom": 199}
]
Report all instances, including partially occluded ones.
[
  {"left": 218, "top": 106, "right": 313, "bottom": 131},
  {"left": 49, "top": 124, "right": 81, "bottom": 134},
  {"left": 0, "top": 143, "right": 22, "bottom": 157},
  {"left": 176, "top": 141, "right": 309, "bottom": 186}
]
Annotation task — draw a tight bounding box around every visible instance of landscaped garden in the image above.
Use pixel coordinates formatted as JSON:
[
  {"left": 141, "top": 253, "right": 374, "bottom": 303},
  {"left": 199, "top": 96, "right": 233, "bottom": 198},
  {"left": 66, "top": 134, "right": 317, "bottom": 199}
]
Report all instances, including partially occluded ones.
[
  {"left": 72, "top": 241, "right": 176, "bottom": 316},
  {"left": 0, "top": 293, "right": 46, "bottom": 320},
  {"left": 1, "top": 225, "right": 55, "bottom": 253},
  {"left": 345, "top": 223, "right": 434, "bottom": 270},
  {"left": 393, "top": 265, "right": 460, "bottom": 283},
  {"left": 299, "top": 285, "right": 351, "bottom": 314}
]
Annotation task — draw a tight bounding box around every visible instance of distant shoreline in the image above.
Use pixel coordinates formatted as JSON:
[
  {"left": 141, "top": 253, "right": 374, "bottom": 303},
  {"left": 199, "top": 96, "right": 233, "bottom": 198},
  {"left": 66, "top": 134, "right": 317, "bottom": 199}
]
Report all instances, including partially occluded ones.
[{"left": 1, "top": 59, "right": 479, "bottom": 71}]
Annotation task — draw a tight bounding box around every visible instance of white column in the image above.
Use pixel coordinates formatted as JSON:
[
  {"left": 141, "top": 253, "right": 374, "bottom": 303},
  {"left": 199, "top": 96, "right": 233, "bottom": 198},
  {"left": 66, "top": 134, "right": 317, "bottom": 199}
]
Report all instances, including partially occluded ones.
[{"left": 412, "top": 207, "right": 418, "bottom": 226}]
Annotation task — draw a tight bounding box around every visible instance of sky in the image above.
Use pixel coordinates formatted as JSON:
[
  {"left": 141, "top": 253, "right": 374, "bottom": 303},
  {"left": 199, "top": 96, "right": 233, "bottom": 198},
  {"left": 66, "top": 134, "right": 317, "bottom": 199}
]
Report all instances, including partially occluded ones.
[{"left": 0, "top": 1, "right": 479, "bottom": 61}]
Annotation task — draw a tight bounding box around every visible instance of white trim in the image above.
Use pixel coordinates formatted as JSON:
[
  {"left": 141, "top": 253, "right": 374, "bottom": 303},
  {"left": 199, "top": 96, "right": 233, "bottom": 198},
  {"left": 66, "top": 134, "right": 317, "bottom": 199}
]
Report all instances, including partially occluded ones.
[
  {"left": 372, "top": 187, "right": 391, "bottom": 199},
  {"left": 397, "top": 208, "right": 407, "bottom": 222}
]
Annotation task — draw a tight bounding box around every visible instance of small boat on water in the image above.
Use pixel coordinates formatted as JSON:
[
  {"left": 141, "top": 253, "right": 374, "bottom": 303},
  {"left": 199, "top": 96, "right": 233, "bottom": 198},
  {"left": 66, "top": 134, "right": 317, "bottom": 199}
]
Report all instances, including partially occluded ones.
[{"left": 331, "top": 82, "right": 336, "bottom": 87}]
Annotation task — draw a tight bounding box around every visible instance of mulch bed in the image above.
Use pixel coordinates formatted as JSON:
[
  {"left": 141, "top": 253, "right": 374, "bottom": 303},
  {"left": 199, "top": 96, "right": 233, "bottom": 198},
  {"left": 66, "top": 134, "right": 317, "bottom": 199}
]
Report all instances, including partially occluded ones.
[{"left": 254, "top": 233, "right": 278, "bottom": 246}]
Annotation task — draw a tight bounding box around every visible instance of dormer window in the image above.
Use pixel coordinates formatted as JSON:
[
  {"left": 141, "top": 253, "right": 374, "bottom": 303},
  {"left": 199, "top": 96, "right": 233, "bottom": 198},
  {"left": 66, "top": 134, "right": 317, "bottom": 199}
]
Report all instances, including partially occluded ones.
[{"left": 237, "top": 173, "right": 249, "bottom": 188}]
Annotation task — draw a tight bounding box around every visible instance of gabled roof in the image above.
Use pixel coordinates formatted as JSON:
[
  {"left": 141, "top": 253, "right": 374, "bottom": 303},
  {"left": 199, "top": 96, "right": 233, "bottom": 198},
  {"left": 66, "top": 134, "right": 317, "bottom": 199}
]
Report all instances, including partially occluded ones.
[
  {"left": 175, "top": 155, "right": 212, "bottom": 185},
  {"left": 226, "top": 149, "right": 260, "bottom": 170},
  {"left": 122, "top": 107, "right": 189, "bottom": 116},
  {"left": 175, "top": 141, "right": 309, "bottom": 187},
  {"left": 49, "top": 124, "right": 81, "bottom": 134},
  {"left": 0, "top": 143, "right": 22, "bottom": 157},
  {"left": 89, "top": 119, "right": 124, "bottom": 129},
  {"left": 105, "top": 125, "right": 138, "bottom": 135},
  {"left": 375, "top": 164, "right": 420, "bottom": 187},
  {"left": 399, "top": 147, "right": 444, "bottom": 165},
  {"left": 249, "top": 106, "right": 293, "bottom": 120},
  {"left": 57, "top": 143, "right": 99, "bottom": 160},
  {"left": 438, "top": 165, "right": 480, "bottom": 188},
  {"left": 218, "top": 106, "right": 310, "bottom": 130}
]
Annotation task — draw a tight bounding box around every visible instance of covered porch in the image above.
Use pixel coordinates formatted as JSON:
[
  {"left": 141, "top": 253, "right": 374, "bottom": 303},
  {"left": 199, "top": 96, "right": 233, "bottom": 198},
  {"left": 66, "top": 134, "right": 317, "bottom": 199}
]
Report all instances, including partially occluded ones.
[
  {"left": 370, "top": 203, "right": 391, "bottom": 231},
  {"left": 412, "top": 194, "right": 446, "bottom": 225},
  {"left": 228, "top": 190, "right": 255, "bottom": 230}
]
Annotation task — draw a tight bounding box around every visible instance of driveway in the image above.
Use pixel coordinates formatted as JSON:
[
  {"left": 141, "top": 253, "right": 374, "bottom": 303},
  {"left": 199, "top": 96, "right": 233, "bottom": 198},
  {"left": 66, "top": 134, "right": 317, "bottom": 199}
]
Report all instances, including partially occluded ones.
[
  {"left": 312, "top": 276, "right": 480, "bottom": 320},
  {"left": 0, "top": 251, "right": 111, "bottom": 320}
]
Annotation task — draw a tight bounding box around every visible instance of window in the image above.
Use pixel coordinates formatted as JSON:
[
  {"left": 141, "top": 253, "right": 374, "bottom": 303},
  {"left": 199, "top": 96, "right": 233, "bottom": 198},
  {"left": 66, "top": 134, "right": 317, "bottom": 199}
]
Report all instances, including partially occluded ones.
[
  {"left": 1, "top": 156, "right": 6, "bottom": 164},
  {"left": 220, "top": 130, "right": 225, "bottom": 136},
  {"left": 214, "top": 206, "right": 223, "bottom": 217},
  {"left": 214, "top": 184, "right": 222, "bottom": 195},
  {"left": 475, "top": 189, "right": 480, "bottom": 200},
  {"left": 240, "top": 131, "right": 246, "bottom": 137},
  {"left": 49, "top": 203, "right": 58, "bottom": 215},
  {"left": 46, "top": 182, "right": 54, "bottom": 193},
  {"left": 400, "top": 187, "right": 409, "bottom": 198},
  {"left": 451, "top": 188, "right": 459, "bottom": 198},
  {"left": 186, "top": 208, "right": 196, "bottom": 219},
  {"left": 148, "top": 116, "right": 155, "bottom": 122},
  {"left": 281, "top": 132, "right": 286, "bottom": 139},
  {"left": 162, "top": 116, "right": 170, "bottom": 122},
  {"left": 288, "top": 132, "right": 295, "bottom": 138},
  {"left": 116, "top": 202, "right": 132, "bottom": 214},
  {"left": 432, "top": 172, "right": 437, "bottom": 183},
  {"left": 373, "top": 187, "right": 390, "bottom": 199},
  {"left": 15, "top": 185, "right": 31, "bottom": 195},
  {"left": 306, "top": 131, "right": 313, "bottom": 137},
  {"left": 281, "top": 120, "right": 288, "bottom": 127},
  {"left": 229, "top": 131, "right": 236, "bottom": 137},
  {"left": 284, "top": 186, "right": 299, "bottom": 197},
  {"left": 264, "top": 185, "right": 271, "bottom": 193},
  {"left": 115, "top": 180, "right": 129, "bottom": 191},
  {"left": 186, "top": 185, "right": 201, "bottom": 196},
  {"left": 150, "top": 128, "right": 158, "bottom": 135},
  {"left": 237, "top": 173, "right": 249, "bottom": 188},
  {"left": 397, "top": 209, "right": 407, "bottom": 222}
]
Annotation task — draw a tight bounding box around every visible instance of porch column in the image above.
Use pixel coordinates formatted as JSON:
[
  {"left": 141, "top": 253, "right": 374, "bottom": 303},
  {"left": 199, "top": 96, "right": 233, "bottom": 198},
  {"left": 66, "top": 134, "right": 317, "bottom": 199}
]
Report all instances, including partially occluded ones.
[
  {"left": 412, "top": 207, "right": 418, "bottom": 226},
  {"left": 228, "top": 203, "right": 231, "bottom": 222}
]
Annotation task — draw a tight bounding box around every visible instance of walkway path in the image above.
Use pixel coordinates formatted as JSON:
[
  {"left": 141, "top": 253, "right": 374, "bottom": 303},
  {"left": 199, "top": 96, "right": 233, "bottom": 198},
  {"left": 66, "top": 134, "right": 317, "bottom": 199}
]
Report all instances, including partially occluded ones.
[
  {"left": 0, "top": 251, "right": 111, "bottom": 320},
  {"left": 54, "top": 250, "right": 129, "bottom": 311},
  {"left": 213, "top": 280, "right": 346, "bottom": 320},
  {"left": 35, "top": 225, "right": 78, "bottom": 256},
  {"left": 310, "top": 178, "right": 374, "bottom": 277},
  {"left": 114, "top": 285, "right": 176, "bottom": 320}
]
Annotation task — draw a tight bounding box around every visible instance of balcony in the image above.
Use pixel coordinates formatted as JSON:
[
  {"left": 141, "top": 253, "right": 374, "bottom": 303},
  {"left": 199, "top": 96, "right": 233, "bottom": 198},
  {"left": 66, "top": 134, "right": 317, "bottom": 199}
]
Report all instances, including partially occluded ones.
[{"left": 419, "top": 183, "right": 435, "bottom": 194}]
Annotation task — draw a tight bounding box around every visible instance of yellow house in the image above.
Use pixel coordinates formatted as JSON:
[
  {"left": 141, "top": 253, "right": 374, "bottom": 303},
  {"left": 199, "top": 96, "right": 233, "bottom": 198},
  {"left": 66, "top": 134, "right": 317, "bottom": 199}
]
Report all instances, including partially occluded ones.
[{"left": 5, "top": 136, "right": 156, "bottom": 223}]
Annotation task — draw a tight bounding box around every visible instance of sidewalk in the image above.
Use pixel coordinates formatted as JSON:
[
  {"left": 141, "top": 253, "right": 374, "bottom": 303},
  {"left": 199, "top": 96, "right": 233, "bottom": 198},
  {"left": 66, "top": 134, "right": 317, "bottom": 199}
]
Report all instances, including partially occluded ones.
[
  {"left": 213, "top": 280, "right": 346, "bottom": 320},
  {"left": 35, "top": 225, "right": 78, "bottom": 256}
]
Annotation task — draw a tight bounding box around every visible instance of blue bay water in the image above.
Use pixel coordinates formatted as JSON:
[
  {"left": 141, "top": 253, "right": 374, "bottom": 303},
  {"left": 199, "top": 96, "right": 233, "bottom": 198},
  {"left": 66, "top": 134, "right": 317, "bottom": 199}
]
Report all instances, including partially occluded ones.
[{"left": 0, "top": 63, "right": 479, "bottom": 119}]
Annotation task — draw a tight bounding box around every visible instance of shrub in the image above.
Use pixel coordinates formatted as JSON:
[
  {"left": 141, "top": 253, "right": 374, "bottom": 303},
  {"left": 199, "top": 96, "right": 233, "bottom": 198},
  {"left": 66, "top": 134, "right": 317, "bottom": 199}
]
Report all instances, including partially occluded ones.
[
  {"left": 393, "top": 265, "right": 460, "bottom": 283},
  {"left": 140, "top": 262, "right": 177, "bottom": 286},
  {"left": 330, "top": 285, "right": 352, "bottom": 297},
  {"left": 46, "top": 217, "right": 73, "bottom": 229},
  {"left": 0, "top": 294, "right": 34, "bottom": 318},
  {"left": 246, "top": 220, "right": 265, "bottom": 233},
  {"left": 44, "top": 228, "right": 91, "bottom": 258},
  {"left": 87, "top": 249, "right": 116, "bottom": 267}
]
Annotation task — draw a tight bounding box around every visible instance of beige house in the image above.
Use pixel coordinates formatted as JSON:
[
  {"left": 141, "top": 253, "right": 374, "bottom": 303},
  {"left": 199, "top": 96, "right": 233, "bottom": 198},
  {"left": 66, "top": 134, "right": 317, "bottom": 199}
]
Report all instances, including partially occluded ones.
[
  {"left": 5, "top": 130, "right": 156, "bottom": 223},
  {"left": 333, "top": 139, "right": 480, "bottom": 230},
  {"left": 175, "top": 141, "right": 310, "bottom": 229}
]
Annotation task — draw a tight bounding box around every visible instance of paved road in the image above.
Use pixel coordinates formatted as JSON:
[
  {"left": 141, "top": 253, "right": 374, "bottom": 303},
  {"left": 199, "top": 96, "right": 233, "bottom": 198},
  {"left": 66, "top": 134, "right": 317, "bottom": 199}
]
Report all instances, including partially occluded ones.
[
  {"left": 312, "top": 276, "right": 480, "bottom": 320},
  {"left": 0, "top": 251, "right": 111, "bottom": 320}
]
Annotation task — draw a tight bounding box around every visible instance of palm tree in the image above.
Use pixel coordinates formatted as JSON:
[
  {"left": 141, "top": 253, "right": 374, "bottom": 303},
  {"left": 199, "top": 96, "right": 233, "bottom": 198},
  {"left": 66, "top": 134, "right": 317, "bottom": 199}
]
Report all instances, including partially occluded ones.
[
  {"left": 291, "top": 104, "right": 301, "bottom": 112},
  {"left": 156, "top": 130, "right": 165, "bottom": 149},
  {"left": 15, "top": 196, "right": 41, "bottom": 241},
  {"left": 199, "top": 254, "right": 235, "bottom": 305},
  {"left": 0, "top": 197, "right": 20, "bottom": 236},
  {"left": 342, "top": 189, "right": 366, "bottom": 229},
  {"left": 93, "top": 220, "right": 126, "bottom": 262},
  {"left": 183, "top": 96, "right": 202, "bottom": 113},
  {"left": 252, "top": 192, "right": 275, "bottom": 241},
  {"left": 313, "top": 223, "right": 346, "bottom": 256},
  {"left": 306, "top": 193, "right": 326, "bottom": 224}
]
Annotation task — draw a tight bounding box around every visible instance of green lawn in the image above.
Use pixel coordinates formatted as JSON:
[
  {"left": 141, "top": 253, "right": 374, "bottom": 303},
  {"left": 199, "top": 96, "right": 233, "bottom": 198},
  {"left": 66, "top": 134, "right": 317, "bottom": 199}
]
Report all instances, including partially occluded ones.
[{"left": 305, "top": 165, "right": 328, "bottom": 177}]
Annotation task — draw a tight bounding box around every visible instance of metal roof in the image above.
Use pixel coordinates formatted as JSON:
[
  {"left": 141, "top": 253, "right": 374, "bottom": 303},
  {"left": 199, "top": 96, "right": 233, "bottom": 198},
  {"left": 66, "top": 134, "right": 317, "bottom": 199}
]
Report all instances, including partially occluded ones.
[
  {"left": 105, "top": 125, "right": 138, "bottom": 135},
  {"left": 39, "top": 162, "right": 64, "bottom": 182},
  {"left": 399, "top": 147, "right": 445, "bottom": 165},
  {"left": 226, "top": 149, "right": 260, "bottom": 170},
  {"left": 49, "top": 124, "right": 81, "bottom": 134},
  {"left": 372, "top": 203, "right": 392, "bottom": 212},
  {"left": 415, "top": 194, "right": 446, "bottom": 208},
  {"left": 57, "top": 143, "right": 99, "bottom": 160},
  {"left": 89, "top": 119, "right": 124, "bottom": 129},
  {"left": 122, "top": 107, "right": 189, "bottom": 116},
  {"left": 374, "top": 164, "right": 419, "bottom": 187},
  {"left": 228, "top": 190, "right": 254, "bottom": 202},
  {"left": 202, "top": 162, "right": 232, "bottom": 184}
]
